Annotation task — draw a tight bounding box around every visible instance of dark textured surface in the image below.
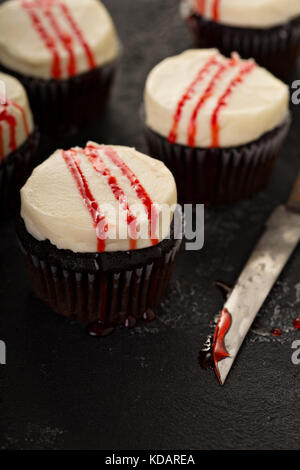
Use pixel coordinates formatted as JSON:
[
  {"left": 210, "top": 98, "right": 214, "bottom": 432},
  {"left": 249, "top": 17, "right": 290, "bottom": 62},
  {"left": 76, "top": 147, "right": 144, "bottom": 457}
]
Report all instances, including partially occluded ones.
[{"left": 0, "top": 0, "right": 300, "bottom": 450}]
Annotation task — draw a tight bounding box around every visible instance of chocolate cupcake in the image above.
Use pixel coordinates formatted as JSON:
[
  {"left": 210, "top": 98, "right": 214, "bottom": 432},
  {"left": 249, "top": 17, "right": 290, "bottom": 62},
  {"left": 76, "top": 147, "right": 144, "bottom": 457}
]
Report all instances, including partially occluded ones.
[
  {"left": 181, "top": 0, "right": 300, "bottom": 80},
  {"left": 143, "top": 49, "right": 290, "bottom": 205},
  {"left": 17, "top": 142, "right": 181, "bottom": 333},
  {"left": 0, "top": 0, "right": 120, "bottom": 135},
  {"left": 0, "top": 71, "right": 39, "bottom": 216}
]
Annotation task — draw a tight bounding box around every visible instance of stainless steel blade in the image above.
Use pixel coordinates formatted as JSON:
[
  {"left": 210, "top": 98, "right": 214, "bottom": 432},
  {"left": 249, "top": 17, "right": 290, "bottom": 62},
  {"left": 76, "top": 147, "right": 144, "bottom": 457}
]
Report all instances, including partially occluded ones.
[{"left": 217, "top": 205, "right": 300, "bottom": 385}]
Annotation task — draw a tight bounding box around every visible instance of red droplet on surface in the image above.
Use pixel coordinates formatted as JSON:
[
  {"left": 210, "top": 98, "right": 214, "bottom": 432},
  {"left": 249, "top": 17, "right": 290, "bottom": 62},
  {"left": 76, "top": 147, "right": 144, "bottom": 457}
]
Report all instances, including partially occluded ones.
[
  {"left": 125, "top": 316, "right": 137, "bottom": 329},
  {"left": 87, "top": 321, "right": 115, "bottom": 337},
  {"left": 271, "top": 328, "right": 282, "bottom": 337},
  {"left": 143, "top": 309, "right": 156, "bottom": 322},
  {"left": 293, "top": 318, "right": 300, "bottom": 330}
]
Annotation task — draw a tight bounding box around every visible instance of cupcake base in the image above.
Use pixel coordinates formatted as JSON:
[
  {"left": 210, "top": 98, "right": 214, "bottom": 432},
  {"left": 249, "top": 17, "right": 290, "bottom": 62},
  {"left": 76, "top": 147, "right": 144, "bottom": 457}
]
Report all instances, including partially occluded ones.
[
  {"left": 0, "top": 60, "right": 118, "bottom": 137},
  {"left": 16, "top": 216, "right": 182, "bottom": 329},
  {"left": 0, "top": 130, "right": 39, "bottom": 217},
  {"left": 185, "top": 12, "right": 300, "bottom": 81},
  {"left": 144, "top": 117, "right": 291, "bottom": 206}
]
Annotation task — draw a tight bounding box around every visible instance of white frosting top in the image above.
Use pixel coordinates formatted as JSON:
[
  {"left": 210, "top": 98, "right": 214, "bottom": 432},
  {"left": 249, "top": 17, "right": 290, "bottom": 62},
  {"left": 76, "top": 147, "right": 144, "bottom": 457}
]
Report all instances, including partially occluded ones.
[
  {"left": 185, "top": 0, "right": 300, "bottom": 28},
  {"left": 21, "top": 143, "right": 177, "bottom": 253},
  {"left": 144, "top": 49, "right": 289, "bottom": 148},
  {"left": 0, "top": 71, "right": 34, "bottom": 160},
  {"left": 0, "top": 0, "right": 119, "bottom": 79}
]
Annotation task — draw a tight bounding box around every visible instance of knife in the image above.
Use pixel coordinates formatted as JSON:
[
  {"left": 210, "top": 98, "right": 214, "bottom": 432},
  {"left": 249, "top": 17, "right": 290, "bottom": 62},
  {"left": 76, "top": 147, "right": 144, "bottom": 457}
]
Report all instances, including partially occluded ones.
[{"left": 212, "top": 170, "right": 300, "bottom": 385}]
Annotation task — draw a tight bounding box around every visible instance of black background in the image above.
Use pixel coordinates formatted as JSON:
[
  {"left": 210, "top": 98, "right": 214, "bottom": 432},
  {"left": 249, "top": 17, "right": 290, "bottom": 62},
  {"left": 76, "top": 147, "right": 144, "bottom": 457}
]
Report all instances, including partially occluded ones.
[{"left": 0, "top": 0, "right": 300, "bottom": 450}]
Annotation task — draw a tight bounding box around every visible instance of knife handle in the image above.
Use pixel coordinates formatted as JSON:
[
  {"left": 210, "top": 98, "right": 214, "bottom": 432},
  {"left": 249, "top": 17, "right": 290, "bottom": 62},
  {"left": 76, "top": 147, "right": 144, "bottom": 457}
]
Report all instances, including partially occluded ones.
[{"left": 286, "top": 170, "right": 300, "bottom": 213}]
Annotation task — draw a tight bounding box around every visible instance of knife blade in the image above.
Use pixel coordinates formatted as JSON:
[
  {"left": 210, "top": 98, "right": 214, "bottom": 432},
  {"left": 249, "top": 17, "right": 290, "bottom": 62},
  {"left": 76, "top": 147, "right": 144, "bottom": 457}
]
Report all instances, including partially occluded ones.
[{"left": 213, "top": 171, "right": 300, "bottom": 385}]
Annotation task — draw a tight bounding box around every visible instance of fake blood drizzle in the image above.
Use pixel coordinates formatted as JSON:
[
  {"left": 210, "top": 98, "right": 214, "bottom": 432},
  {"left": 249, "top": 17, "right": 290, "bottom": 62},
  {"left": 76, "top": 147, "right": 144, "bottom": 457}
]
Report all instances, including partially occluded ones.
[
  {"left": 169, "top": 52, "right": 255, "bottom": 148},
  {"left": 83, "top": 145, "right": 138, "bottom": 250},
  {"left": 212, "top": 0, "right": 220, "bottom": 21},
  {"left": 59, "top": 1, "right": 96, "bottom": 70},
  {"left": 212, "top": 308, "right": 232, "bottom": 384},
  {"left": 22, "top": 0, "right": 62, "bottom": 79},
  {"left": 211, "top": 61, "right": 255, "bottom": 147},
  {"left": 43, "top": 5, "right": 76, "bottom": 77},
  {"left": 187, "top": 57, "right": 237, "bottom": 147},
  {"left": 195, "top": 0, "right": 220, "bottom": 20},
  {"left": 62, "top": 145, "right": 159, "bottom": 252},
  {"left": 195, "top": 0, "right": 206, "bottom": 16},
  {"left": 22, "top": 0, "right": 96, "bottom": 79},
  {"left": 168, "top": 55, "right": 218, "bottom": 144},
  {"left": 0, "top": 100, "right": 29, "bottom": 160},
  {"left": 101, "top": 146, "right": 159, "bottom": 246},
  {"left": 62, "top": 150, "right": 108, "bottom": 252}
]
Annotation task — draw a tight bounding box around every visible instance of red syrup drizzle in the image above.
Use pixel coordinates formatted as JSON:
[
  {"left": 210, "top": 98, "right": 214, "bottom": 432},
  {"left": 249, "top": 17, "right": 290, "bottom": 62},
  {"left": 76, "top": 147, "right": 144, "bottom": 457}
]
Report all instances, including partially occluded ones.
[
  {"left": 0, "top": 109, "right": 17, "bottom": 157},
  {"left": 59, "top": 0, "right": 96, "bottom": 70},
  {"left": 83, "top": 145, "right": 138, "bottom": 250},
  {"left": 11, "top": 102, "right": 30, "bottom": 137},
  {"left": 22, "top": 0, "right": 61, "bottom": 79},
  {"left": 212, "top": 0, "right": 220, "bottom": 21},
  {"left": 22, "top": 0, "right": 96, "bottom": 79},
  {"left": 188, "top": 57, "right": 237, "bottom": 147},
  {"left": 93, "top": 145, "right": 159, "bottom": 246},
  {"left": 43, "top": 3, "right": 76, "bottom": 77},
  {"left": 62, "top": 150, "right": 108, "bottom": 252},
  {"left": 168, "top": 50, "right": 255, "bottom": 148},
  {"left": 212, "top": 308, "right": 232, "bottom": 384},
  {"left": 194, "top": 0, "right": 220, "bottom": 20},
  {"left": 293, "top": 318, "right": 300, "bottom": 330},
  {"left": 195, "top": 0, "right": 206, "bottom": 16},
  {"left": 168, "top": 55, "right": 218, "bottom": 144},
  {"left": 211, "top": 61, "right": 255, "bottom": 147},
  {"left": 0, "top": 100, "right": 29, "bottom": 160}
]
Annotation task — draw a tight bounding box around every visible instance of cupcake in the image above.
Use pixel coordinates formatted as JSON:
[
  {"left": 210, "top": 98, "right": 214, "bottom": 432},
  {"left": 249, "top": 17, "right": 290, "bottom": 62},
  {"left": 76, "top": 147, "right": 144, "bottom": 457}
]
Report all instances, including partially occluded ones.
[
  {"left": 143, "top": 49, "right": 290, "bottom": 205},
  {"left": 181, "top": 0, "right": 300, "bottom": 80},
  {"left": 0, "top": 71, "right": 39, "bottom": 215},
  {"left": 17, "top": 142, "right": 181, "bottom": 334},
  {"left": 0, "top": 0, "right": 120, "bottom": 135}
]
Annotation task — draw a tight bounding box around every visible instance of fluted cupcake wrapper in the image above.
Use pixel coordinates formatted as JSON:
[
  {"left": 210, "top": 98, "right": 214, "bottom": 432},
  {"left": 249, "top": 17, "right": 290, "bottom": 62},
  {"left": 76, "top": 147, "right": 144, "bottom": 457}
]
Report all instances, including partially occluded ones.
[
  {"left": 185, "top": 12, "right": 300, "bottom": 80},
  {"left": 0, "top": 129, "right": 39, "bottom": 217},
  {"left": 16, "top": 217, "right": 182, "bottom": 329},
  {"left": 0, "top": 59, "right": 118, "bottom": 136},
  {"left": 144, "top": 117, "right": 290, "bottom": 206}
]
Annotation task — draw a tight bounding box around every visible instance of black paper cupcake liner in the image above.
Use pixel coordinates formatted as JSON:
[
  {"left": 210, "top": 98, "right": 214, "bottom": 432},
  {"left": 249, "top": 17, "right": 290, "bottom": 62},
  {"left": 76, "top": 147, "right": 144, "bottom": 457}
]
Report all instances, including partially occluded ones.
[
  {"left": 185, "top": 12, "right": 300, "bottom": 80},
  {"left": 0, "top": 59, "right": 118, "bottom": 136},
  {"left": 144, "top": 117, "right": 290, "bottom": 205},
  {"left": 0, "top": 129, "right": 39, "bottom": 217},
  {"left": 16, "top": 216, "right": 182, "bottom": 331}
]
